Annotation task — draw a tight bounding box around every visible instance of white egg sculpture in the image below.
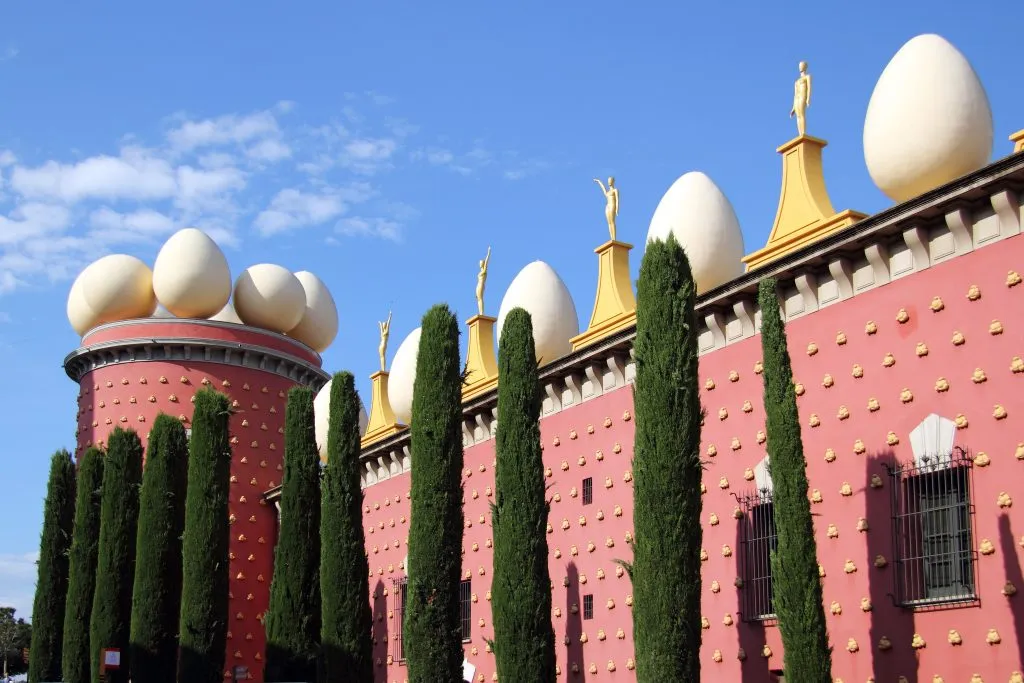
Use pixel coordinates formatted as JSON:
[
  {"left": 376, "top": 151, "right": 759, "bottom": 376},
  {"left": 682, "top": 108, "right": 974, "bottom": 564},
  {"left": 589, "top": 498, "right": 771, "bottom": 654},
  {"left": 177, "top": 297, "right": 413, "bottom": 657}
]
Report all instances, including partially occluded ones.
[
  {"left": 233, "top": 264, "right": 306, "bottom": 333},
  {"left": 80, "top": 254, "right": 156, "bottom": 327},
  {"left": 388, "top": 327, "right": 422, "bottom": 425},
  {"left": 209, "top": 300, "right": 243, "bottom": 325},
  {"left": 288, "top": 271, "right": 339, "bottom": 352},
  {"left": 864, "top": 34, "right": 993, "bottom": 203},
  {"left": 646, "top": 172, "right": 745, "bottom": 294},
  {"left": 67, "top": 271, "right": 100, "bottom": 336},
  {"left": 496, "top": 261, "right": 579, "bottom": 365},
  {"left": 152, "top": 228, "right": 232, "bottom": 318},
  {"left": 313, "top": 379, "right": 369, "bottom": 462}
]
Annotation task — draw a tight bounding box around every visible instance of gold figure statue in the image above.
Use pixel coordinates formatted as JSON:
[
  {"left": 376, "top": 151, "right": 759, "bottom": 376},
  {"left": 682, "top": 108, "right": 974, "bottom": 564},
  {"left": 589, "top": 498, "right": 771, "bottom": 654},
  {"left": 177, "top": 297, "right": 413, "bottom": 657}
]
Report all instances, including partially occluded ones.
[
  {"left": 377, "top": 310, "right": 392, "bottom": 372},
  {"left": 593, "top": 176, "right": 619, "bottom": 241},
  {"left": 790, "top": 61, "right": 812, "bottom": 137},
  {"left": 475, "top": 246, "right": 491, "bottom": 316}
]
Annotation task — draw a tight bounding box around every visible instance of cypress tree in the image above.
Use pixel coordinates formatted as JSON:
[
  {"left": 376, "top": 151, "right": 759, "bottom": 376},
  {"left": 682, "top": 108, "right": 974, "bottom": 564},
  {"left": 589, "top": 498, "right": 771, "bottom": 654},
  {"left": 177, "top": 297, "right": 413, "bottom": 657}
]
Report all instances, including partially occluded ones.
[
  {"left": 757, "top": 277, "right": 832, "bottom": 683},
  {"left": 404, "top": 304, "right": 464, "bottom": 683},
  {"left": 63, "top": 446, "right": 105, "bottom": 683},
  {"left": 631, "top": 234, "right": 703, "bottom": 682},
  {"left": 491, "top": 308, "right": 555, "bottom": 682},
  {"left": 90, "top": 428, "right": 143, "bottom": 683},
  {"left": 177, "top": 389, "right": 232, "bottom": 683},
  {"left": 29, "top": 449, "right": 77, "bottom": 683},
  {"left": 320, "top": 372, "right": 373, "bottom": 682},
  {"left": 264, "top": 386, "right": 321, "bottom": 682},
  {"left": 130, "top": 414, "right": 189, "bottom": 683}
]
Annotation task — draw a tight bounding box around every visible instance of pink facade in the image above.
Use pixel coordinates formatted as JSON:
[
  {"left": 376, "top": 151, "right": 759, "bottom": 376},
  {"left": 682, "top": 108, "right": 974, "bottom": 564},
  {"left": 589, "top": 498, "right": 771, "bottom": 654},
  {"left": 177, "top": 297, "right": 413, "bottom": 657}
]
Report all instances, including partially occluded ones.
[{"left": 66, "top": 319, "right": 328, "bottom": 681}]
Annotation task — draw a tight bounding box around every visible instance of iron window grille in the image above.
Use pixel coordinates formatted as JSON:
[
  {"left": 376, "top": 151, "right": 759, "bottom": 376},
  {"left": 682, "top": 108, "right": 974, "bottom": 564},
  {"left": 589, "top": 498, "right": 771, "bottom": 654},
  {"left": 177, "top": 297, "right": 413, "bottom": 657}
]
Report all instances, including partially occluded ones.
[
  {"left": 736, "top": 488, "right": 777, "bottom": 622},
  {"left": 393, "top": 577, "right": 408, "bottom": 662},
  {"left": 460, "top": 579, "right": 472, "bottom": 642},
  {"left": 886, "top": 447, "right": 977, "bottom": 608},
  {"left": 582, "top": 594, "right": 594, "bottom": 620},
  {"left": 394, "top": 577, "right": 473, "bottom": 657},
  {"left": 582, "top": 477, "right": 593, "bottom": 506}
]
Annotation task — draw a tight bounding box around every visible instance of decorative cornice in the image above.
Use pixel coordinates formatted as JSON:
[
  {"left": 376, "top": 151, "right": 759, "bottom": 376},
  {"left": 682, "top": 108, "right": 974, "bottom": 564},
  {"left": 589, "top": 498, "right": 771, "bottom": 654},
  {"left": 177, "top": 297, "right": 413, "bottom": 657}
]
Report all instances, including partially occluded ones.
[{"left": 63, "top": 336, "right": 330, "bottom": 389}]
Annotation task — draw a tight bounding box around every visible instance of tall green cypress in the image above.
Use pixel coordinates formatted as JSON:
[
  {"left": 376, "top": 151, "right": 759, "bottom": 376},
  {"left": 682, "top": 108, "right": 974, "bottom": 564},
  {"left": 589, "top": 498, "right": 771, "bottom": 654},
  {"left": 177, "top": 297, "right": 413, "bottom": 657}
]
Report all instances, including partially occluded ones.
[
  {"left": 320, "top": 372, "right": 373, "bottom": 682},
  {"left": 177, "top": 389, "right": 232, "bottom": 683},
  {"left": 491, "top": 308, "right": 555, "bottom": 683},
  {"left": 29, "top": 449, "right": 77, "bottom": 683},
  {"left": 90, "top": 428, "right": 143, "bottom": 683},
  {"left": 130, "top": 414, "right": 189, "bottom": 683},
  {"left": 63, "top": 446, "right": 105, "bottom": 683},
  {"left": 264, "top": 386, "right": 322, "bottom": 682},
  {"left": 631, "top": 235, "right": 703, "bottom": 682},
  {"left": 757, "top": 277, "right": 832, "bottom": 683},
  {"left": 405, "top": 304, "right": 464, "bottom": 683}
]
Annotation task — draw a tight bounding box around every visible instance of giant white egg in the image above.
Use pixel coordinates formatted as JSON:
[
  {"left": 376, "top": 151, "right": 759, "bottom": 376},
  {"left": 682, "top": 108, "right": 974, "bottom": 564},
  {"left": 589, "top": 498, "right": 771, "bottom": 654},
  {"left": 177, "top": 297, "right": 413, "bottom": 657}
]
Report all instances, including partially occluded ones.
[
  {"left": 288, "top": 271, "right": 339, "bottom": 353},
  {"left": 233, "top": 264, "right": 306, "bottom": 333},
  {"left": 864, "top": 34, "right": 993, "bottom": 203},
  {"left": 388, "top": 327, "right": 422, "bottom": 425},
  {"left": 152, "top": 228, "right": 232, "bottom": 318},
  {"left": 80, "top": 254, "right": 156, "bottom": 326},
  {"left": 646, "top": 171, "right": 745, "bottom": 294},
  {"left": 67, "top": 270, "right": 100, "bottom": 336},
  {"left": 496, "top": 261, "right": 579, "bottom": 365},
  {"left": 313, "top": 378, "right": 369, "bottom": 462},
  {"left": 209, "top": 300, "right": 243, "bottom": 325}
]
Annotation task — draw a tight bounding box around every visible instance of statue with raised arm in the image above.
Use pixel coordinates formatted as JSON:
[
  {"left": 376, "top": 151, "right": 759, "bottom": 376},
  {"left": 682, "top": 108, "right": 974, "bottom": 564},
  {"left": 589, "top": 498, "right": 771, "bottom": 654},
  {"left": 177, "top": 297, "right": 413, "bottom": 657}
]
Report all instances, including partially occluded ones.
[
  {"left": 475, "top": 246, "right": 491, "bottom": 316},
  {"left": 593, "top": 176, "right": 619, "bottom": 241},
  {"left": 790, "top": 61, "right": 812, "bottom": 137},
  {"left": 377, "top": 310, "right": 392, "bottom": 372}
]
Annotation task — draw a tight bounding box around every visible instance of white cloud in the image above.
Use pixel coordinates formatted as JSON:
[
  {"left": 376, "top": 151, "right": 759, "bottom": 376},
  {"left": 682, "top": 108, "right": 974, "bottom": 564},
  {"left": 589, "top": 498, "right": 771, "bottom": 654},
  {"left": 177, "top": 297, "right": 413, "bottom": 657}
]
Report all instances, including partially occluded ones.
[
  {"left": 10, "top": 148, "right": 177, "bottom": 203},
  {"left": 89, "top": 207, "right": 176, "bottom": 242},
  {"left": 246, "top": 138, "right": 291, "bottom": 162},
  {"left": 340, "top": 138, "right": 398, "bottom": 174},
  {"left": 0, "top": 311, "right": 10, "bottom": 323},
  {"left": 0, "top": 150, "right": 16, "bottom": 167},
  {"left": 0, "top": 203, "right": 72, "bottom": 245},
  {"left": 254, "top": 188, "right": 350, "bottom": 237},
  {"left": 0, "top": 552, "right": 37, "bottom": 617},
  {"left": 166, "top": 110, "right": 281, "bottom": 152},
  {"left": 0, "top": 46, "right": 18, "bottom": 62},
  {"left": 335, "top": 216, "right": 402, "bottom": 242}
]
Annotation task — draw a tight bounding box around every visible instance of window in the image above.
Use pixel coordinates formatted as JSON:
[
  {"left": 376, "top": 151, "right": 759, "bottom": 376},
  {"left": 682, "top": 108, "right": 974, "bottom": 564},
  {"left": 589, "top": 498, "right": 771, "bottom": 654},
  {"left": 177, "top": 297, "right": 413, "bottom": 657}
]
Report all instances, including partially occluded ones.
[
  {"left": 460, "top": 579, "right": 472, "bottom": 642},
  {"left": 737, "top": 489, "right": 777, "bottom": 621},
  {"left": 888, "top": 448, "right": 977, "bottom": 607},
  {"left": 582, "top": 594, "right": 594, "bottom": 620},
  {"left": 582, "top": 477, "right": 593, "bottom": 506},
  {"left": 394, "top": 578, "right": 408, "bottom": 662}
]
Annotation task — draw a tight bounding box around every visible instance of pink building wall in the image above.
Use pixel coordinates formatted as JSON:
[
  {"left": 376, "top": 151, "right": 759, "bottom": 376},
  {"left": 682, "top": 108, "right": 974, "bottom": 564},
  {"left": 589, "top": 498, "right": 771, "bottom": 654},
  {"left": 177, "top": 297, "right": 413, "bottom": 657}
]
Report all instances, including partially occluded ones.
[{"left": 368, "top": 233, "right": 1024, "bottom": 683}]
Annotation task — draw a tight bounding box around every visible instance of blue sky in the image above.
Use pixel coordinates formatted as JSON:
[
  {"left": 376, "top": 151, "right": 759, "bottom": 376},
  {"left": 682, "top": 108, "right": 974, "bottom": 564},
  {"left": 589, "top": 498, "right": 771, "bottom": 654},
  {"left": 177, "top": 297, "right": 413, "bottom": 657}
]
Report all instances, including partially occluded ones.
[{"left": 1, "top": 1, "right": 1020, "bottom": 618}]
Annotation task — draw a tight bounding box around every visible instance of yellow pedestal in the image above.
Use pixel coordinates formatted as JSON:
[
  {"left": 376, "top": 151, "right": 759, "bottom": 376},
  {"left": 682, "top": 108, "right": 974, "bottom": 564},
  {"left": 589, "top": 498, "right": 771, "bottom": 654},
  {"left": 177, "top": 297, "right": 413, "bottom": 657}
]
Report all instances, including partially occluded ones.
[
  {"left": 1011, "top": 129, "right": 1024, "bottom": 154},
  {"left": 571, "top": 239, "right": 637, "bottom": 351},
  {"left": 361, "top": 370, "right": 405, "bottom": 447},
  {"left": 743, "top": 135, "right": 866, "bottom": 271},
  {"left": 463, "top": 314, "right": 499, "bottom": 401}
]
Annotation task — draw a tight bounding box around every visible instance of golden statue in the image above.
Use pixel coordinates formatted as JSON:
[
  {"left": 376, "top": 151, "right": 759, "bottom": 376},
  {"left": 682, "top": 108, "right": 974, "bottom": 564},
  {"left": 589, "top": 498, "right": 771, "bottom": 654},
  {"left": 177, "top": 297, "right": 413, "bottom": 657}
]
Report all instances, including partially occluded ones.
[
  {"left": 593, "top": 176, "right": 619, "bottom": 241},
  {"left": 377, "top": 310, "right": 392, "bottom": 372},
  {"left": 475, "top": 246, "right": 491, "bottom": 316},
  {"left": 790, "top": 61, "right": 812, "bottom": 137}
]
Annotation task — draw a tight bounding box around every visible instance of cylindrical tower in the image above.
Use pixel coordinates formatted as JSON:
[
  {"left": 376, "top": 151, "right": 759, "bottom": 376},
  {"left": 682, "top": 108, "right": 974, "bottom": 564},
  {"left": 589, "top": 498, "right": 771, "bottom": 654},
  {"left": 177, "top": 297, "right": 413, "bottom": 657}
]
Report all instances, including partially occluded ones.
[{"left": 65, "top": 318, "right": 329, "bottom": 682}]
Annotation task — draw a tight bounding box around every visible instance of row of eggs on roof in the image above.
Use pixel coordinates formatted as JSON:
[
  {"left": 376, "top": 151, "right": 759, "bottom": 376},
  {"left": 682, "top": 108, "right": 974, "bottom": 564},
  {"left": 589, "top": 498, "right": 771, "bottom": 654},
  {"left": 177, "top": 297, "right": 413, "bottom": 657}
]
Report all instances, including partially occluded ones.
[
  {"left": 66, "top": 228, "right": 340, "bottom": 353},
  {"left": 67, "top": 34, "right": 1001, "bottom": 377}
]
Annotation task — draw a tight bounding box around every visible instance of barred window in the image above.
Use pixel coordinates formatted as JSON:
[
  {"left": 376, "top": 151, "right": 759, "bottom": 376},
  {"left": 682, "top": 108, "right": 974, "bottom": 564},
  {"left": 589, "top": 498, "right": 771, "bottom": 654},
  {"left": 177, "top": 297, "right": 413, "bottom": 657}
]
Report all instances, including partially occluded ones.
[
  {"left": 582, "top": 477, "right": 593, "bottom": 506},
  {"left": 582, "top": 594, "right": 594, "bottom": 620},
  {"left": 460, "top": 579, "right": 472, "bottom": 642},
  {"left": 737, "top": 489, "right": 777, "bottom": 621},
  {"left": 394, "top": 578, "right": 408, "bottom": 662},
  {"left": 888, "top": 449, "right": 977, "bottom": 607}
]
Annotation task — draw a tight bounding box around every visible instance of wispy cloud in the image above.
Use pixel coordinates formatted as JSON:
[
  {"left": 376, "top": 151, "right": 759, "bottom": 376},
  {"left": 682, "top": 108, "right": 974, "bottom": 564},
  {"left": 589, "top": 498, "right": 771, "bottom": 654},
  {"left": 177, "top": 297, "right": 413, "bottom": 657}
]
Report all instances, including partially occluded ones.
[
  {"left": 0, "top": 46, "right": 18, "bottom": 62},
  {"left": 0, "top": 552, "right": 38, "bottom": 617},
  {"left": 254, "top": 184, "right": 374, "bottom": 237}
]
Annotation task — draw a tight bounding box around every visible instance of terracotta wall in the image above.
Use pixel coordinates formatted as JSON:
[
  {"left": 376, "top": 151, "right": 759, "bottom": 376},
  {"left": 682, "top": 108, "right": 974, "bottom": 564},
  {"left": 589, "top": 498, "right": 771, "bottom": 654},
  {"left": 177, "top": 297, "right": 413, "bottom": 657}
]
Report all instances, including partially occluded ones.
[{"left": 368, "top": 232, "right": 1024, "bottom": 683}]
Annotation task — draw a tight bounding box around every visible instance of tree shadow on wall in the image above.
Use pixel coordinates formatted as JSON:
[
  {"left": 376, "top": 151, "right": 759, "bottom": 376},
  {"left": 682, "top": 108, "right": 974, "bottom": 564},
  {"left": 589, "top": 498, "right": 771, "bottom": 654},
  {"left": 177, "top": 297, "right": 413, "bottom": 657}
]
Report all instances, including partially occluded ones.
[
  {"left": 734, "top": 500, "right": 771, "bottom": 679},
  {"left": 564, "top": 561, "right": 586, "bottom": 681},
  {"left": 372, "top": 578, "right": 389, "bottom": 683},
  {"left": 997, "top": 514, "right": 1024, "bottom": 668},
  {"left": 864, "top": 450, "right": 917, "bottom": 683}
]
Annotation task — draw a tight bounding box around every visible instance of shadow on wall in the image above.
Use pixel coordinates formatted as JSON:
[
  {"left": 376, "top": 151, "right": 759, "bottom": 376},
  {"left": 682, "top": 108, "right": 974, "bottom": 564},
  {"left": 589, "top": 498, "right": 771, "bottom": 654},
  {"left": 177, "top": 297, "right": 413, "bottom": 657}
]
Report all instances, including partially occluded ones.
[
  {"left": 998, "top": 514, "right": 1024, "bottom": 669},
  {"left": 564, "top": 561, "right": 586, "bottom": 682},
  {"left": 865, "top": 450, "right": 917, "bottom": 683},
  {"left": 372, "top": 578, "right": 389, "bottom": 683},
  {"left": 734, "top": 510, "right": 770, "bottom": 679}
]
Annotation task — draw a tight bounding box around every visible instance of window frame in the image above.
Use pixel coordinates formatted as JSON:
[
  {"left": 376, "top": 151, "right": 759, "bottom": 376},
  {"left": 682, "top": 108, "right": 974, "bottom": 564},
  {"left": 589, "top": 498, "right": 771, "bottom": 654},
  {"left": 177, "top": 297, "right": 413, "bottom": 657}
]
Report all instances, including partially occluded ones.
[
  {"left": 395, "top": 577, "right": 473, "bottom": 658},
  {"left": 582, "top": 593, "right": 594, "bottom": 620},
  {"left": 736, "top": 488, "right": 777, "bottom": 622},
  {"left": 887, "top": 448, "right": 978, "bottom": 609},
  {"left": 459, "top": 579, "right": 472, "bottom": 642},
  {"left": 582, "top": 477, "right": 593, "bottom": 506}
]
